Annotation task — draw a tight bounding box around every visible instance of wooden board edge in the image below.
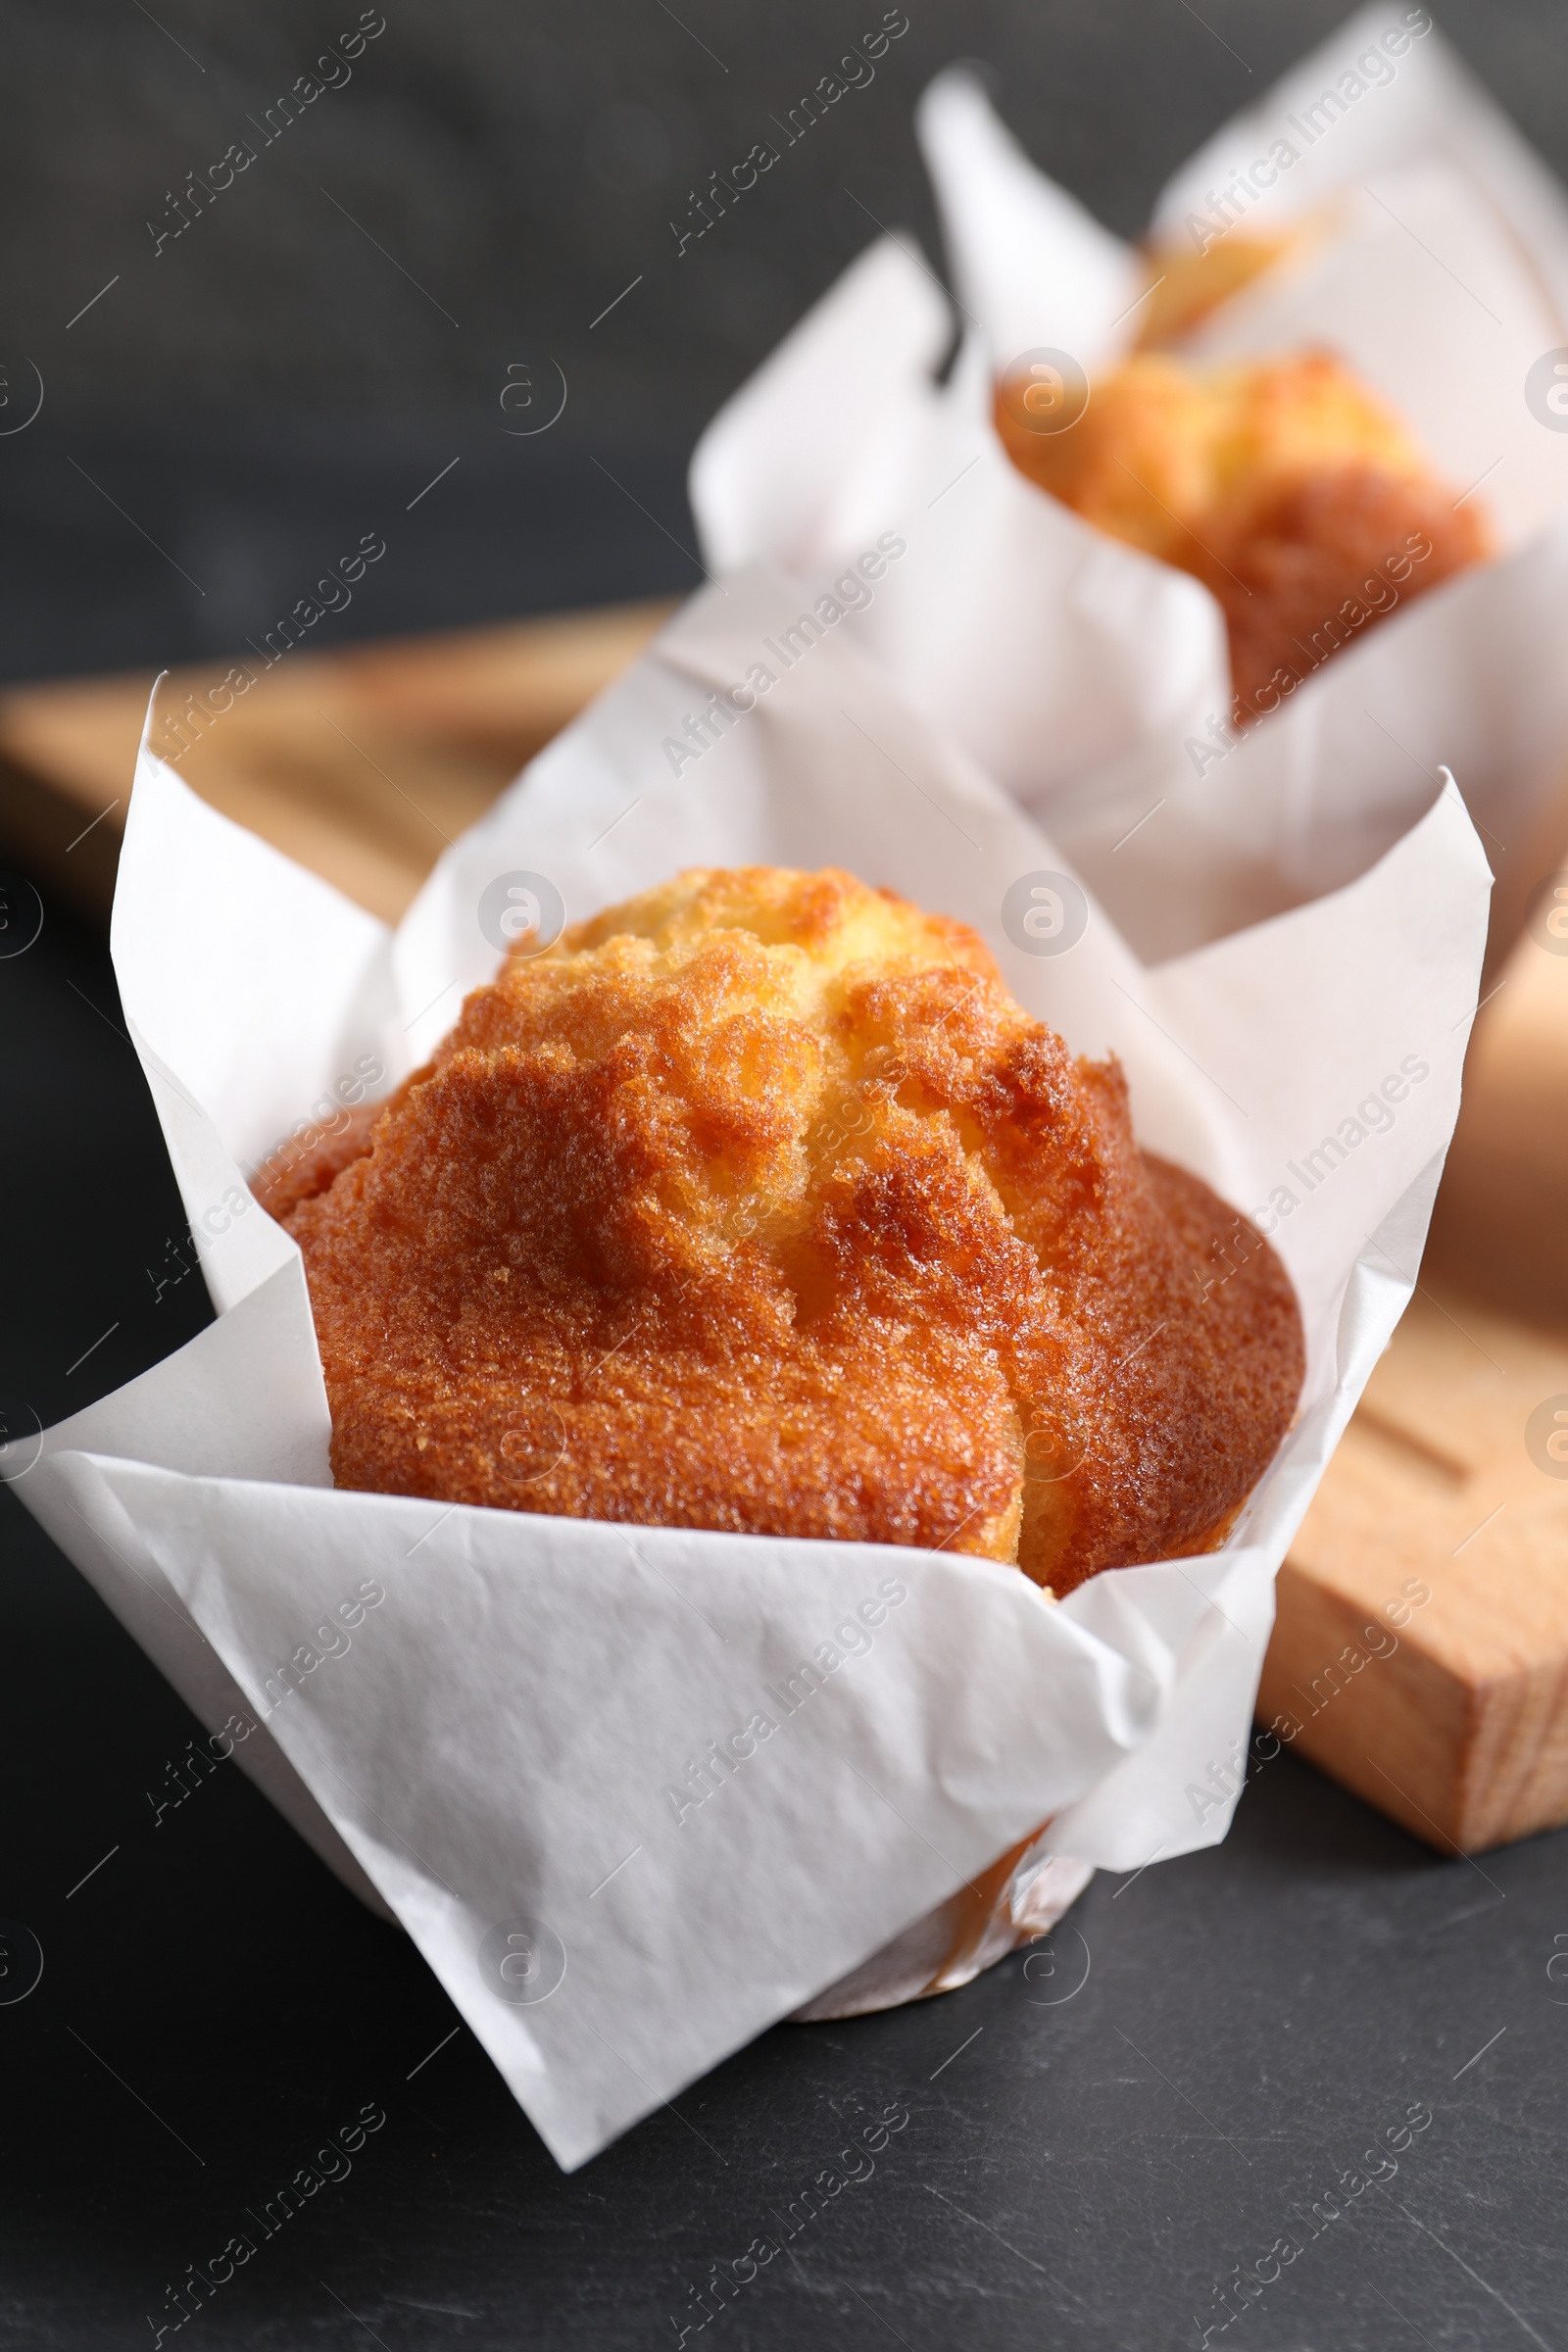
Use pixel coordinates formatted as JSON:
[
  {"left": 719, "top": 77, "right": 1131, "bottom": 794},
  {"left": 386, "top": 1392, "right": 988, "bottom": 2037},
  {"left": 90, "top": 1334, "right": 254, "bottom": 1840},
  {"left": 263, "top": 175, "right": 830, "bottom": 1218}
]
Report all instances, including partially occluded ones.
[
  {"left": 1260, "top": 1557, "right": 1568, "bottom": 1855},
  {"left": 0, "top": 750, "right": 123, "bottom": 926}
]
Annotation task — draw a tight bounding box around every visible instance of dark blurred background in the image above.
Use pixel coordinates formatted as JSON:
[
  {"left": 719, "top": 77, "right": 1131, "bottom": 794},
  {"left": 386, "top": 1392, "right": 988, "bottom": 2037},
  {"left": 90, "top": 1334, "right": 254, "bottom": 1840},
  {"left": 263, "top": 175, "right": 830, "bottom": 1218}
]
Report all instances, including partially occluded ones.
[{"left": 5, "top": 0, "right": 1567, "bottom": 682}]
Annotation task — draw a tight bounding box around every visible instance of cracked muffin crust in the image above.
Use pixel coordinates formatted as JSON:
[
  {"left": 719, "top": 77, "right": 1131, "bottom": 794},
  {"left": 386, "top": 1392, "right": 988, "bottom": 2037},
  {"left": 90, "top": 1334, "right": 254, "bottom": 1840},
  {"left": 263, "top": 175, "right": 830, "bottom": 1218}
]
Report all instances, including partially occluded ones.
[{"left": 263, "top": 865, "right": 1303, "bottom": 1594}]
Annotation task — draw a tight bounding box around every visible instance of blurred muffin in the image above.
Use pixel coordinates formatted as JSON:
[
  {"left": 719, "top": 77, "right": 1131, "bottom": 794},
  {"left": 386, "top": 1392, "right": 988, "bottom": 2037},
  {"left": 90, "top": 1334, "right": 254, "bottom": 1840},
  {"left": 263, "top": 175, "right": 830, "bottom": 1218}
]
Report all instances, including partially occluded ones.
[
  {"left": 996, "top": 347, "right": 1490, "bottom": 712},
  {"left": 265, "top": 865, "right": 1303, "bottom": 1594}
]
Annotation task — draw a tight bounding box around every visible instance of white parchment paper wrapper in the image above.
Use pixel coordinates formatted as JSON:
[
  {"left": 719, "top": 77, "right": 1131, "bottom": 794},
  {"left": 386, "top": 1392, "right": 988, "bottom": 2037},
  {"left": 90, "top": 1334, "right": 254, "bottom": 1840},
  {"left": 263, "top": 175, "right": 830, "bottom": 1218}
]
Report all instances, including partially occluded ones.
[
  {"left": 12, "top": 575, "right": 1488, "bottom": 2167},
  {"left": 690, "top": 9, "right": 1568, "bottom": 962}
]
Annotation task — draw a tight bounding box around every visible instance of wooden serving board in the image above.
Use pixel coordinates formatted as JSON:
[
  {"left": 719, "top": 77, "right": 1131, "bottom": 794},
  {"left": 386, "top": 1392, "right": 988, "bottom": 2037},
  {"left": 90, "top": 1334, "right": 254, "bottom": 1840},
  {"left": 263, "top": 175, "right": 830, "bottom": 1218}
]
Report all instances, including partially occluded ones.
[
  {"left": 1265, "top": 925, "right": 1568, "bottom": 1855},
  {"left": 0, "top": 599, "right": 674, "bottom": 928},
  {"left": 1259, "top": 1274, "right": 1568, "bottom": 1852},
  {"left": 3, "top": 607, "right": 1565, "bottom": 1856}
]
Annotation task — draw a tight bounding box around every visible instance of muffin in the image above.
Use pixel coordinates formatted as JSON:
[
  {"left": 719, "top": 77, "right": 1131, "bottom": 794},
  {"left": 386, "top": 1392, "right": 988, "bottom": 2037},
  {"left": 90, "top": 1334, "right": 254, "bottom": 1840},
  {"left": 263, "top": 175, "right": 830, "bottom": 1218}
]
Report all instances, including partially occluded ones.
[
  {"left": 996, "top": 347, "right": 1490, "bottom": 714},
  {"left": 262, "top": 866, "right": 1303, "bottom": 1594}
]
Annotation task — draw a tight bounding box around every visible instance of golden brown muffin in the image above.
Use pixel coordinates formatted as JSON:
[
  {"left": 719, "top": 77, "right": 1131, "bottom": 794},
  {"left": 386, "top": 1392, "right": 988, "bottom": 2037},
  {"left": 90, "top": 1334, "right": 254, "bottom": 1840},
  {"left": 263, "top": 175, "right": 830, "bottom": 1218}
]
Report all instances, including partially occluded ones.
[
  {"left": 996, "top": 348, "right": 1490, "bottom": 713},
  {"left": 266, "top": 866, "right": 1303, "bottom": 1593}
]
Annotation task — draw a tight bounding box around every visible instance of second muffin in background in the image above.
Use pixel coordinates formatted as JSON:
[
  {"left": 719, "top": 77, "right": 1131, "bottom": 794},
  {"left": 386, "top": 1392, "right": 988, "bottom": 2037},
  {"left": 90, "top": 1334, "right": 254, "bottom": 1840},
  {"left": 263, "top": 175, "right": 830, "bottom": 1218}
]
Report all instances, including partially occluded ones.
[{"left": 996, "top": 347, "right": 1490, "bottom": 715}]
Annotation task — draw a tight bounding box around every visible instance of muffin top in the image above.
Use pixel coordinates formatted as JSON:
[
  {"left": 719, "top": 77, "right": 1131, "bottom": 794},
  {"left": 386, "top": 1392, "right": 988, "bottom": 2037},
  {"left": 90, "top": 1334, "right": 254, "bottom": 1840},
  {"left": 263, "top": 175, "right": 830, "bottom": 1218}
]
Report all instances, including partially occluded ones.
[{"left": 268, "top": 865, "right": 1303, "bottom": 1592}]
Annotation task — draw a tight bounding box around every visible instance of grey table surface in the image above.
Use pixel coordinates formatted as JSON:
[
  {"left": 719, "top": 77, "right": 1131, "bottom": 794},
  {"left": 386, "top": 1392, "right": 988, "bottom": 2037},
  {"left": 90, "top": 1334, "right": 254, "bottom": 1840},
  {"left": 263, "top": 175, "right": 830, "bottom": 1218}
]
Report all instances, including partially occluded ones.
[{"left": 4, "top": 1, "right": 1568, "bottom": 2343}]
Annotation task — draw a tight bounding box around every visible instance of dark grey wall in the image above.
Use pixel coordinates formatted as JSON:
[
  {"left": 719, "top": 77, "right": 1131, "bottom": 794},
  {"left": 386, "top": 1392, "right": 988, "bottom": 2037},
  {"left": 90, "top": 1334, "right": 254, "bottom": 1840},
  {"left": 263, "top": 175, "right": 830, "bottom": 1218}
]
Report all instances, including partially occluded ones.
[{"left": 4, "top": 0, "right": 1565, "bottom": 673}]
